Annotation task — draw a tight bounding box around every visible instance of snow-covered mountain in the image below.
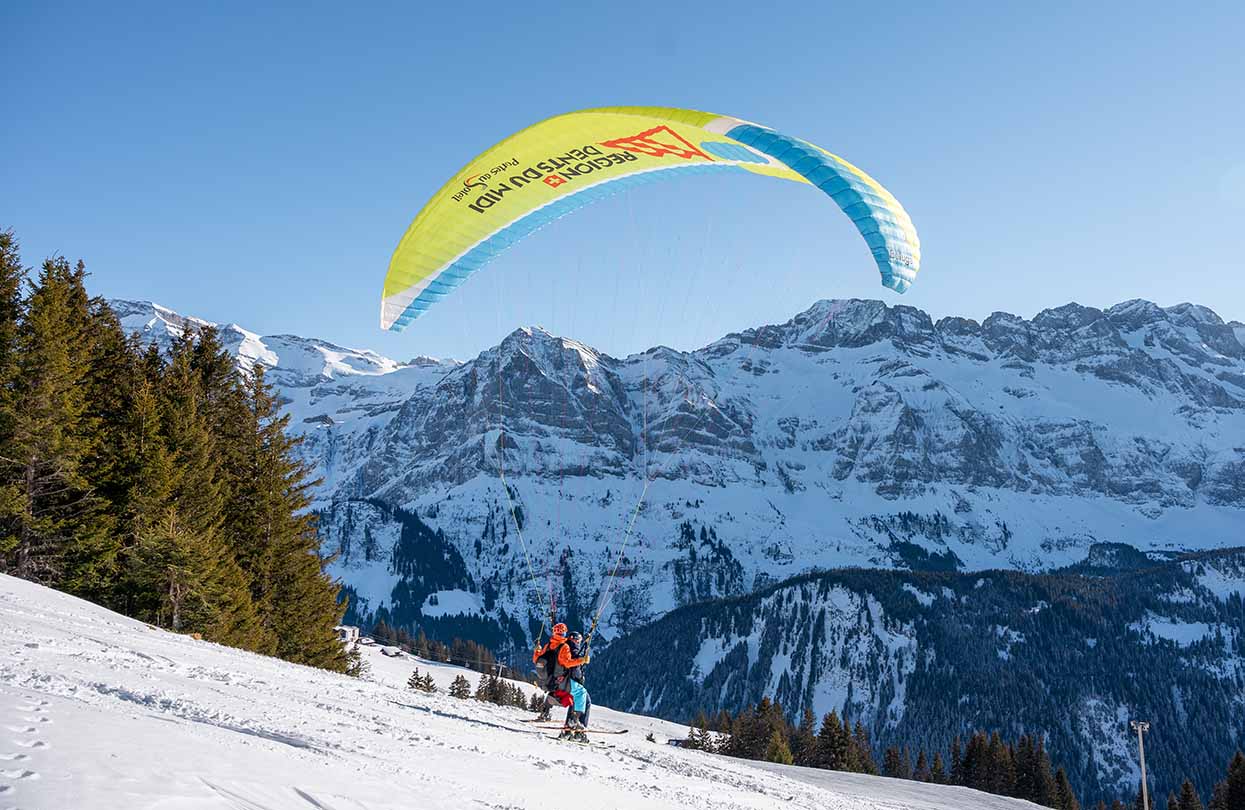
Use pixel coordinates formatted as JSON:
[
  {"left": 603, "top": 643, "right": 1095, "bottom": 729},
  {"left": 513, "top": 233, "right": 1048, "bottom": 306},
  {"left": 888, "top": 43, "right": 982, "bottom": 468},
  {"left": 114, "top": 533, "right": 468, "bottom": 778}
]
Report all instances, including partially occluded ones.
[
  {"left": 593, "top": 547, "right": 1245, "bottom": 804},
  {"left": 112, "top": 297, "right": 1245, "bottom": 647},
  {"left": 0, "top": 573, "right": 1046, "bottom": 810}
]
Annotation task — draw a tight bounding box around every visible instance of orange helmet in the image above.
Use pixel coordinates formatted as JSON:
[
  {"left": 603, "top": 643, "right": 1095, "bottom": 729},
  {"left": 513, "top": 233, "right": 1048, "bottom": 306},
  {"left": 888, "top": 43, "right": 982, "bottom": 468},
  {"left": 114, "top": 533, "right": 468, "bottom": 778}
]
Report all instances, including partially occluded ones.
[{"left": 552, "top": 622, "right": 568, "bottom": 637}]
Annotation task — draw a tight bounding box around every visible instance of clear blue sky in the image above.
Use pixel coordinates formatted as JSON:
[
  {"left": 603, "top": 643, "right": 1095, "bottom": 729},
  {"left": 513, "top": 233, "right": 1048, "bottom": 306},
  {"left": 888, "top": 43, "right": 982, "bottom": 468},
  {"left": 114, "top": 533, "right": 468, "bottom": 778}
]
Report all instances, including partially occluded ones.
[{"left": 4, "top": 1, "right": 1243, "bottom": 361}]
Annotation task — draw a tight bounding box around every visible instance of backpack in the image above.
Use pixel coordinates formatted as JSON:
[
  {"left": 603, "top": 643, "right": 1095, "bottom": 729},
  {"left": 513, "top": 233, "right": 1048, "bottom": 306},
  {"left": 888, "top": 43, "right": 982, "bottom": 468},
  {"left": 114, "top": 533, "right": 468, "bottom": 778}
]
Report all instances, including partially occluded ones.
[{"left": 537, "top": 638, "right": 566, "bottom": 687}]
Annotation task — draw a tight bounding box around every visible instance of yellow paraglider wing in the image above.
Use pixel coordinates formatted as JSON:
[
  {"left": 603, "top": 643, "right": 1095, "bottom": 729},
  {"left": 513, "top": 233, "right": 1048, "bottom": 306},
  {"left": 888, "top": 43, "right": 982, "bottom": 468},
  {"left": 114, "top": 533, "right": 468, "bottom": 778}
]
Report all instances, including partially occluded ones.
[{"left": 382, "top": 106, "right": 920, "bottom": 331}]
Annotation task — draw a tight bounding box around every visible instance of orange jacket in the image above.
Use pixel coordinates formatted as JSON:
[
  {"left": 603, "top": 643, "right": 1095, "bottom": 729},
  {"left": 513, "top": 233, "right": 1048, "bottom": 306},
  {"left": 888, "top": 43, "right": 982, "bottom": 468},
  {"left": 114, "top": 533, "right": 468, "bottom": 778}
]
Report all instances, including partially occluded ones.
[
  {"left": 532, "top": 634, "right": 562, "bottom": 664},
  {"left": 557, "top": 639, "right": 589, "bottom": 669},
  {"left": 532, "top": 634, "right": 589, "bottom": 668}
]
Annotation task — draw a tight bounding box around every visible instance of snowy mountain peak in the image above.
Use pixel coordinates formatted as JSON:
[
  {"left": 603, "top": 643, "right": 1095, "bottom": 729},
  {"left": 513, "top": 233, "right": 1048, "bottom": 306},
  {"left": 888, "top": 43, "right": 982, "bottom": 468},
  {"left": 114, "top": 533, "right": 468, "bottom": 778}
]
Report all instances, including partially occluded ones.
[
  {"left": 116, "top": 294, "right": 1245, "bottom": 657},
  {"left": 109, "top": 298, "right": 445, "bottom": 382},
  {"left": 110, "top": 298, "right": 214, "bottom": 334},
  {"left": 1032, "top": 302, "right": 1104, "bottom": 330},
  {"left": 1165, "top": 301, "right": 1225, "bottom": 327}
]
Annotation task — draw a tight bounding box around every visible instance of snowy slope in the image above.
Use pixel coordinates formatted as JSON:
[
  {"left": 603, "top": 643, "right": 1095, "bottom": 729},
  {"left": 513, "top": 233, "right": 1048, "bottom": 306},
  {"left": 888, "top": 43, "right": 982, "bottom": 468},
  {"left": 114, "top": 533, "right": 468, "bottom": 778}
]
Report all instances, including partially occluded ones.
[{"left": 0, "top": 574, "right": 1043, "bottom": 810}]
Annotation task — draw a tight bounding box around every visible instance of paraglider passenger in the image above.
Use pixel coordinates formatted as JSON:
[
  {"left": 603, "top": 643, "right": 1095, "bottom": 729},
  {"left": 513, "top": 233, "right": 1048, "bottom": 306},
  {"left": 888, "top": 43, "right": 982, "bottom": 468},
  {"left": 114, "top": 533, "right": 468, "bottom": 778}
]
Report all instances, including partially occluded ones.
[
  {"left": 531, "top": 622, "right": 590, "bottom": 739},
  {"left": 563, "top": 630, "right": 592, "bottom": 733}
]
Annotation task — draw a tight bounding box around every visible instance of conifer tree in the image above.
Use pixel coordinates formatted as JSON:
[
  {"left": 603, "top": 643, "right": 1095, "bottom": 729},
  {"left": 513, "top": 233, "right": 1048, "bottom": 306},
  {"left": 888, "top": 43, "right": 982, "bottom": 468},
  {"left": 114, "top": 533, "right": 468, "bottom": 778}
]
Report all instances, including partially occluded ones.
[
  {"left": 689, "top": 710, "right": 716, "bottom": 753},
  {"left": 407, "top": 668, "right": 423, "bottom": 690},
  {"left": 80, "top": 303, "right": 139, "bottom": 511},
  {"left": 884, "top": 747, "right": 905, "bottom": 778},
  {"left": 1, "top": 258, "right": 111, "bottom": 586},
  {"left": 131, "top": 510, "right": 218, "bottom": 631},
  {"left": 227, "top": 365, "right": 343, "bottom": 670},
  {"left": 791, "top": 707, "right": 817, "bottom": 766},
  {"left": 78, "top": 303, "right": 154, "bottom": 607},
  {"left": 1176, "top": 778, "right": 1203, "bottom": 810},
  {"left": 151, "top": 339, "right": 269, "bottom": 651},
  {"left": 816, "top": 710, "right": 848, "bottom": 770},
  {"left": 140, "top": 341, "right": 165, "bottom": 384},
  {"left": 852, "top": 722, "right": 878, "bottom": 775},
  {"left": 930, "top": 752, "right": 947, "bottom": 784},
  {"left": 1208, "top": 751, "right": 1244, "bottom": 810},
  {"left": 962, "top": 731, "right": 990, "bottom": 790},
  {"left": 189, "top": 325, "right": 243, "bottom": 438},
  {"left": 764, "top": 729, "right": 794, "bottom": 765},
  {"left": 1207, "top": 782, "right": 1226, "bottom": 810},
  {"left": 1015, "top": 735, "right": 1038, "bottom": 801},
  {"left": 987, "top": 732, "right": 1016, "bottom": 796},
  {"left": 0, "top": 230, "right": 24, "bottom": 440},
  {"left": 722, "top": 712, "right": 746, "bottom": 758},
  {"left": 915, "top": 750, "right": 930, "bottom": 782},
  {"left": 1054, "top": 767, "right": 1079, "bottom": 810},
  {"left": 899, "top": 745, "right": 914, "bottom": 780},
  {"left": 449, "top": 674, "right": 472, "bottom": 699},
  {"left": 112, "top": 375, "right": 173, "bottom": 617},
  {"left": 0, "top": 230, "right": 25, "bottom": 564},
  {"left": 1032, "top": 738, "right": 1059, "bottom": 807},
  {"left": 344, "top": 643, "right": 367, "bottom": 677}
]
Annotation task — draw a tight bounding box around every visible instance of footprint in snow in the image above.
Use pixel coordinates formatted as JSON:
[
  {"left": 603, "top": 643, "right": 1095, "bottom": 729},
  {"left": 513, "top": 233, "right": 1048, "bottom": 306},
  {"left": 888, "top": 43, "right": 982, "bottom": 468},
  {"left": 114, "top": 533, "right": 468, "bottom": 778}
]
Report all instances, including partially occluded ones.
[
  {"left": 0, "top": 770, "right": 36, "bottom": 780},
  {"left": 0, "top": 755, "right": 27, "bottom": 762},
  {"left": 11, "top": 741, "right": 45, "bottom": 749},
  {"left": 2, "top": 730, "right": 34, "bottom": 737}
]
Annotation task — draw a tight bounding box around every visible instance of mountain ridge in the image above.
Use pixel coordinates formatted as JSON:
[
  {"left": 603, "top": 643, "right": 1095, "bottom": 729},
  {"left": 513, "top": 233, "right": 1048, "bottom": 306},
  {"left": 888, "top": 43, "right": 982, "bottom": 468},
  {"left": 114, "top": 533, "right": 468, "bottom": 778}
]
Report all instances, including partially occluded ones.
[
  {"left": 113, "top": 295, "right": 1245, "bottom": 642},
  {"left": 592, "top": 545, "right": 1245, "bottom": 804}
]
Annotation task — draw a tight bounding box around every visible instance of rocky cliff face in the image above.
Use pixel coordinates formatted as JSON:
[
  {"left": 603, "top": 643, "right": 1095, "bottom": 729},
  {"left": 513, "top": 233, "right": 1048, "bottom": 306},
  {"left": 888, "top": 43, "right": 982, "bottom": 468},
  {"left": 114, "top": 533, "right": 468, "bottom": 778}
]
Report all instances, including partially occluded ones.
[
  {"left": 114, "top": 297, "right": 1245, "bottom": 643},
  {"left": 591, "top": 547, "right": 1245, "bottom": 806}
]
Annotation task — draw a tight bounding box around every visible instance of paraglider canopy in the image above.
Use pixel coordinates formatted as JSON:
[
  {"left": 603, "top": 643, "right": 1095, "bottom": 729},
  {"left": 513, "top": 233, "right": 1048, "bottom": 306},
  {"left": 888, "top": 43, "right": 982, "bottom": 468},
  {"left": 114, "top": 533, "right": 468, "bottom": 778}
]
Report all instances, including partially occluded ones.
[{"left": 380, "top": 106, "right": 920, "bottom": 332}]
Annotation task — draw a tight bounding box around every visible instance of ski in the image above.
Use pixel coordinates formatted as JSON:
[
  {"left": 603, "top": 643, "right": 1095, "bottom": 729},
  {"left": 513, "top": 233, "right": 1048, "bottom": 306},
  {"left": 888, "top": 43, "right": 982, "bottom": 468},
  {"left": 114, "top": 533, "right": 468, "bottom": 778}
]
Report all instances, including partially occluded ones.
[
  {"left": 549, "top": 735, "right": 613, "bottom": 748},
  {"left": 531, "top": 725, "right": 629, "bottom": 734}
]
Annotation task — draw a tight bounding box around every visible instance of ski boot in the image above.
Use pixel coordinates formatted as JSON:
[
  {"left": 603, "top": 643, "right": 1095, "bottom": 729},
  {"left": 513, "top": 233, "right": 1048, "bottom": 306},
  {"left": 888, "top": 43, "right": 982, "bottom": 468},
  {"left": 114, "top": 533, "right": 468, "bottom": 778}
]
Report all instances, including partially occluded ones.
[
  {"left": 564, "top": 712, "right": 588, "bottom": 743},
  {"left": 562, "top": 711, "right": 585, "bottom": 741}
]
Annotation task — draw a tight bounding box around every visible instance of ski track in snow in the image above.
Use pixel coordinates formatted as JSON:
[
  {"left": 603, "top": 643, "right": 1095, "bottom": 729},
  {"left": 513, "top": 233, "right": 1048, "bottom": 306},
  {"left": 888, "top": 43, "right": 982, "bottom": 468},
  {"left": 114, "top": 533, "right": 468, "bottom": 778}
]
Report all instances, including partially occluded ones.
[{"left": 0, "top": 574, "right": 1043, "bottom": 810}]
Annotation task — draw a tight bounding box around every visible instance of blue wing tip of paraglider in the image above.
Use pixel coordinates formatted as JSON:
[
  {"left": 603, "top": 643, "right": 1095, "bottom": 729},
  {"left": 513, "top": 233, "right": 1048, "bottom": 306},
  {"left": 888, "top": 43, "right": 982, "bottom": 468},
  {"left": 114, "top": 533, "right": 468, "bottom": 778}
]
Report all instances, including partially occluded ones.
[
  {"left": 727, "top": 123, "right": 919, "bottom": 296},
  {"left": 885, "top": 275, "right": 912, "bottom": 294}
]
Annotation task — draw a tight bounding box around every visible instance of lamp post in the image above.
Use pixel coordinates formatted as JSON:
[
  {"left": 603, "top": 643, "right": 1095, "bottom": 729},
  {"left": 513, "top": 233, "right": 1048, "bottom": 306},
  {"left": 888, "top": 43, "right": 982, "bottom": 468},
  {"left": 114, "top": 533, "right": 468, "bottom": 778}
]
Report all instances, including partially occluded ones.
[{"left": 1131, "top": 720, "right": 1151, "bottom": 810}]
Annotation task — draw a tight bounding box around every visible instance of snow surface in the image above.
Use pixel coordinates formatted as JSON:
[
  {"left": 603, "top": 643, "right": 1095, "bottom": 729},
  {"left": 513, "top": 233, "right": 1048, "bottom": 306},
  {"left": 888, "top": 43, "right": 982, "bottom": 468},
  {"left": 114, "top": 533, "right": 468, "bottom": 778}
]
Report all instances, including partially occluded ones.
[
  {"left": 0, "top": 574, "right": 1044, "bottom": 810},
  {"left": 421, "top": 589, "right": 482, "bottom": 617},
  {"left": 1129, "top": 611, "right": 1215, "bottom": 648},
  {"left": 901, "top": 583, "right": 935, "bottom": 607}
]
